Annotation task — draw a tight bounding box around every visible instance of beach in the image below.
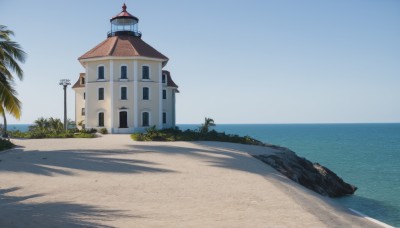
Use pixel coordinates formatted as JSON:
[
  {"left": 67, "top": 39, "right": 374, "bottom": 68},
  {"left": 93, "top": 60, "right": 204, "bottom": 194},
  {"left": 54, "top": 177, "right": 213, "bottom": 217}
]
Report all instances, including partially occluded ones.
[{"left": 0, "top": 135, "right": 383, "bottom": 227}]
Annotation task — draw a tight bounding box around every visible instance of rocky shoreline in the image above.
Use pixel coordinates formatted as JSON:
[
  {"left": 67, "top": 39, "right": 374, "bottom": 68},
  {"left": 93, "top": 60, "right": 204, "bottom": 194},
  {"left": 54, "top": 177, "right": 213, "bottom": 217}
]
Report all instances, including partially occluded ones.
[{"left": 254, "top": 145, "right": 357, "bottom": 197}]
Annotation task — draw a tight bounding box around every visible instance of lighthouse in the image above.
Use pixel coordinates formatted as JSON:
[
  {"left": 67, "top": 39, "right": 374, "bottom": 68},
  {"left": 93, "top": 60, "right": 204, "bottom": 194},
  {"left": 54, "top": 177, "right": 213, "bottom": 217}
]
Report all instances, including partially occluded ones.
[{"left": 72, "top": 4, "right": 179, "bottom": 133}]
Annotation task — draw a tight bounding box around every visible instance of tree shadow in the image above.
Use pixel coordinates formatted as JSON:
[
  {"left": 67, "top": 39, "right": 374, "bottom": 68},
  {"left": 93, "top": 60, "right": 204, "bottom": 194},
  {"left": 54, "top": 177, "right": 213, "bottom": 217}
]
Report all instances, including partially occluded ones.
[
  {"left": 125, "top": 142, "right": 391, "bottom": 227},
  {"left": 0, "top": 187, "right": 134, "bottom": 227},
  {"left": 0, "top": 148, "right": 174, "bottom": 176},
  {"left": 126, "top": 141, "right": 282, "bottom": 176}
]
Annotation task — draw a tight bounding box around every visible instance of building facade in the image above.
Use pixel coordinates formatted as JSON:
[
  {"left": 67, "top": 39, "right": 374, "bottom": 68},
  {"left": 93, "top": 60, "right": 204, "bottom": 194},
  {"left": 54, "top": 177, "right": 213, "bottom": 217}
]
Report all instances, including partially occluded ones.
[{"left": 72, "top": 4, "right": 179, "bottom": 133}]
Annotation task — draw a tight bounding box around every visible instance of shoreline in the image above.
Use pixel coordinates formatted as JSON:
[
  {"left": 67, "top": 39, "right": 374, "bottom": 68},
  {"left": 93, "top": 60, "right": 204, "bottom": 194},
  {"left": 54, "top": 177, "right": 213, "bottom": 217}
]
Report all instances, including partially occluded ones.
[
  {"left": 0, "top": 136, "right": 388, "bottom": 227},
  {"left": 348, "top": 208, "right": 394, "bottom": 228}
]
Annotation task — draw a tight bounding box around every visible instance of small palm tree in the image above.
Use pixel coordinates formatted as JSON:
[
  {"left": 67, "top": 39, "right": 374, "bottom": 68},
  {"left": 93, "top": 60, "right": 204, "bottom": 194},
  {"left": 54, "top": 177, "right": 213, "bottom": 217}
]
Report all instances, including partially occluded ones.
[
  {"left": 30, "top": 117, "right": 49, "bottom": 134},
  {"left": 0, "top": 25, "right": 26, "bottom": 137},
  {"left": 48, "top": 117, "right": 63, "bottom": 134},
  {"left": 199, "top": 117, "right": 216, "bottom": 134}
]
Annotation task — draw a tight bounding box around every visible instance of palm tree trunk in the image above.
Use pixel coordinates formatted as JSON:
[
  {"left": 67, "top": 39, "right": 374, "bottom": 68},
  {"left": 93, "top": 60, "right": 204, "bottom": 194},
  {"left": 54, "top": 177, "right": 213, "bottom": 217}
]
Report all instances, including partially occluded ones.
[{"left": 2, "top": 112, "right": 7, "bottom": 137}]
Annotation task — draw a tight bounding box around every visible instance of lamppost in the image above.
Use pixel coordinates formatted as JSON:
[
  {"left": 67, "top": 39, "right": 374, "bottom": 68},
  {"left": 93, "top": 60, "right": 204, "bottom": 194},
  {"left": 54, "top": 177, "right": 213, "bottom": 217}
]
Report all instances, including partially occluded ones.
[{"left": 59, "top": 79, "right": 71, "bottom": 130}]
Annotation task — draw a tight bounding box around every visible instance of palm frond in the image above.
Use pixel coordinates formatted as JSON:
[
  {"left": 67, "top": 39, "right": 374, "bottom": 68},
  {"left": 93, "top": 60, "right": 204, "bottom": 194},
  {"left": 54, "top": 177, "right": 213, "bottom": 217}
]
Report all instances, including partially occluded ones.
[
  {"left": 0, "top": 25, "right": 14, "bottom": 41},
  {"left": 0, "top": 77, "right": 21, "bottom": 119}
]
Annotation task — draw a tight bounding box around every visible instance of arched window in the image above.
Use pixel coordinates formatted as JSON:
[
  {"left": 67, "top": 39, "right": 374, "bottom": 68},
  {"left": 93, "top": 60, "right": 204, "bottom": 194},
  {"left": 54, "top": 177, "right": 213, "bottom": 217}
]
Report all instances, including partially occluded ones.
[
  {"left": 142, "top": 112, "right": 149, "bottom": 127},
  {"left": 98, "top": 66, "right": 104, "bottom": 80},
  {"left": 143, "top": 87, "right": 149, "bottom": 100},
  {"left": 98, "top": 112, "right": 104, "bottom": 127},
  {"left": 121, "top": 66, "right": 127, "bottom": 79}
]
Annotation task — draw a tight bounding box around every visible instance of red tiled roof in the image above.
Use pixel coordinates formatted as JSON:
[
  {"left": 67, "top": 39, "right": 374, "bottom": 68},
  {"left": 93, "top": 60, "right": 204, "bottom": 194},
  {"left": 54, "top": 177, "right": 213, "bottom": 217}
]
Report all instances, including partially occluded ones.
[
  {"left": 79, "top": 36, "right": 168, "bottom": 62},
  {"left": 162, "top": 70, "right": 179, "bottom": 88},
  {"left": 72, "top": 73, "right": 85, "bottom": 89}
]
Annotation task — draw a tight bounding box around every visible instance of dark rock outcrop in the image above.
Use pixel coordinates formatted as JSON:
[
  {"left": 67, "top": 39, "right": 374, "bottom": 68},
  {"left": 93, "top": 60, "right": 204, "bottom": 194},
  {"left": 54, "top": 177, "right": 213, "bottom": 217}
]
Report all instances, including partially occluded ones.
[{"left": 254, "top": 148, "right": 357, "bottom": 197}]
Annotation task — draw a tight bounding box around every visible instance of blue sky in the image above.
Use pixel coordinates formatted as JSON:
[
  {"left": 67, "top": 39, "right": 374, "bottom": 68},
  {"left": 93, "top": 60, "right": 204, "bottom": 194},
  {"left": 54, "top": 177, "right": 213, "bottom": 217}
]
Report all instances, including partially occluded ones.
[{"left": 1, "top": 0, "right": 399, "bottom": 124}]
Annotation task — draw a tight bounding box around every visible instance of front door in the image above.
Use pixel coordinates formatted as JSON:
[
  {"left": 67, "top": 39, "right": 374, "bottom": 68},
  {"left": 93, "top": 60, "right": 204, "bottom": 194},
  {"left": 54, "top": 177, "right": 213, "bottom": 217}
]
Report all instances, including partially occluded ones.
[{"left": 119, "top": 111, "right": 128, "bottom": 128}]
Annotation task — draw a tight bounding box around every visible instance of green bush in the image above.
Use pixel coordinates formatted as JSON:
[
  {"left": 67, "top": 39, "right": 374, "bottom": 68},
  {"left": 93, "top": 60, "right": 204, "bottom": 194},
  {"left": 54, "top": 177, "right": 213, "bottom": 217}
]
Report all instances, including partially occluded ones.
[
  {"left": 99, "top": 128, "right": 108, "bottom": 134},
  {"left": 0, "top": 138, "right": 14, "bottom": 151},
  {"left": 131, "top": 133, "right": 145, "bottom": 141},
  {"left": 74, "top": 133, "right": 96, "bottom": 138},
  {"left": 8, "top": 117, "right": 96, "bottom": 139},
  {"left": 130, "top": 119, "right": 265, "bottom": 147}
]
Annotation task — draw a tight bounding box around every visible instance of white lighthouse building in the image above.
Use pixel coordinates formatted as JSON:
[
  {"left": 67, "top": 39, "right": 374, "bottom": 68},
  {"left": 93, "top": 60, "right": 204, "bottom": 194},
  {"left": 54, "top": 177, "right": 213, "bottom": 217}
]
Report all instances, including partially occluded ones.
[{"left": 72, "top": 4, "right": 179, "bottom": 133}]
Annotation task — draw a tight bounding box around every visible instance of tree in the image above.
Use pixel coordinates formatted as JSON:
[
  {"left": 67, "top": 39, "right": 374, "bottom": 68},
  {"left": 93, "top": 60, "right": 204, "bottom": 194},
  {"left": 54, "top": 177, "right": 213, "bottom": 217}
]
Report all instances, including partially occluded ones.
[
  {"left": 199, "top": 117, "right": 216, "bottom": 134},
  {"left": 0, "top": 25, "right": 26, "bottom": 137},
  {"left": 29, "top": 117, "right": 49, "bottom": 134}
]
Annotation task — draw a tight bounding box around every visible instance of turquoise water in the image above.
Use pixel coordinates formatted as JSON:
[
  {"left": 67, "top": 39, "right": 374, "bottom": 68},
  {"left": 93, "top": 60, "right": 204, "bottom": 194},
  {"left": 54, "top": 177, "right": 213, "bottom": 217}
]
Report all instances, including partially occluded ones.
[
  {"left": 179, "top": 123, "right": 400, "bottom": 227},
  {"left": 6, "top": 124, "right": 31, "bottom": 132},
  {"left": 8, "top": 123, "right": 400, "bottom": 226}
]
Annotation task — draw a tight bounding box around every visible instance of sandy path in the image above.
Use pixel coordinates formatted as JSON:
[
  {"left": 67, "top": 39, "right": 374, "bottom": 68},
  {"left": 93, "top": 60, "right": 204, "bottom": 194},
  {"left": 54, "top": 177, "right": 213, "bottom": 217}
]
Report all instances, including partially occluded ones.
[{"left": 0, "top": 135, "right": 380, "bottom": 227}]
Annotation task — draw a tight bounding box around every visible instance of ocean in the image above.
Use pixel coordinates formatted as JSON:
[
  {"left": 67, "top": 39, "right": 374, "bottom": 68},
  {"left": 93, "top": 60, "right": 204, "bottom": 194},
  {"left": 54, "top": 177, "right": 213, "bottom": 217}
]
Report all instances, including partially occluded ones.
[{"left": 7, "top": 123, "right": 400, "bottom": 227}]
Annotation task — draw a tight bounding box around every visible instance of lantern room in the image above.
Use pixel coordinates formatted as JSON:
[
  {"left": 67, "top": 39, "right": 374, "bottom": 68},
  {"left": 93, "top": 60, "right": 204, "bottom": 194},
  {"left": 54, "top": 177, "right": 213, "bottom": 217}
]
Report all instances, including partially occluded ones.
[{"left": 108, "top": 4, "right": 141, "bottom": 37}]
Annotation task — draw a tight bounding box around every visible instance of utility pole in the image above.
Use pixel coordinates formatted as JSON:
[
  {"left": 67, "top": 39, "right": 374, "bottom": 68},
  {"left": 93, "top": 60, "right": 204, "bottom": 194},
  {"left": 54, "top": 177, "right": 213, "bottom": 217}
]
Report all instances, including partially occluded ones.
[{"left": 59, "top": 79, "right": 71, "bottom": 130}]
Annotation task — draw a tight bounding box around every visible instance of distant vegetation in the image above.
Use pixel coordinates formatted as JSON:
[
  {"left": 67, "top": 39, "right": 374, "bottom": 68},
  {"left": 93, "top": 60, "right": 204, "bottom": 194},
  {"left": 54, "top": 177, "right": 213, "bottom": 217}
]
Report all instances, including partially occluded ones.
[
  {"left": 131, "top": 117, "right": 265, "bottom": 146},
  {"left": 8, "top": 117, "right": 98, "bottom": 139}
]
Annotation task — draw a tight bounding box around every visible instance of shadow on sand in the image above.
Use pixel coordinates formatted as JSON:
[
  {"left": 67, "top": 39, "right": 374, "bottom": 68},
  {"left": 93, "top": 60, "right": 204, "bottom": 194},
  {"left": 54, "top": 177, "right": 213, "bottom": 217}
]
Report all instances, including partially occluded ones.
[
  {"left": 126, "top": 141, "right": 278, "bottom": 176},
  {"left": 0, "top": 187, "right": 134, "bottom": 227},
  {"left": 124, "top": 142, "right": 386, "bottom": 227},
  {"left": 0, "top": 147, "right": 174, "bottom": 176}
]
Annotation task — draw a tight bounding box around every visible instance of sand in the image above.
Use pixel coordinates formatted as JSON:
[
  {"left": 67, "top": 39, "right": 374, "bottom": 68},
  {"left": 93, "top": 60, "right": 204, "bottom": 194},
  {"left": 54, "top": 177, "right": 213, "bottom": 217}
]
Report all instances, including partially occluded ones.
[{"left": 0, "top": 135, "right": 382, "bottom": 227}]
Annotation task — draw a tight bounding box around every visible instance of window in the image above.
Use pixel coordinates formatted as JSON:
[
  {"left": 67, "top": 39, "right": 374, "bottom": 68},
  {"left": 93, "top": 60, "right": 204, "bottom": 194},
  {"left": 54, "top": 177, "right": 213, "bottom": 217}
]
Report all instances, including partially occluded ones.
[
  {"left": 81, "top": 77, "right": 85, "bottom": 85},
  {"left": 142, "top": 112, "right": 149, "bottom": 127},
  {"left": 98, "top": 66, "right": 104, "bottom": 80},
  {"left": 143, "top": 87, "right": 149, "bottom": 100},
  {"left": 142, "top": 66, "right": 149, "bottom": 79},
  {"left": 162, "top": 74, "right": 166, "bottom": 83},
  {"left": 121, "top": 87, "right": 127, "bottom": 100},
  {"left": 83, "top": 92, "right": 85, "bottom": 100},
  {"left": 163, "top": 90, "right": 167, "bottom": 99},
  {"left": 98, "top": 88, "right": 104, "bottom": 100},
  {"left": 121, "top": 66, "right": 127, "bottom": 79},
  {"left": 82, "top": 108, "right": 85, "bottom": 116},
  {"left": 163, "top": 112, "right": 167, "bottom": 124},
  {"left": 98, "top": 112, "right": 104, "bottom": 127}
]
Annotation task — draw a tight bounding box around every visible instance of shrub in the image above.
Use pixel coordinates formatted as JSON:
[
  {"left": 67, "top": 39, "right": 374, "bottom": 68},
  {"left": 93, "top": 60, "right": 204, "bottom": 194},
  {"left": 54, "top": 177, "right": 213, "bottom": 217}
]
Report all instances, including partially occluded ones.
[
  {"left": 99, "top": 128, "right": 108, "bottom": 134},
  {"left": 130, "top": 118, "right": 265, "bottom": 147},
  {"left": 7, "top": 117, "right": 96, "bottom": 139},
  {"left": 0, "top": 138, "right": 14, "bottom": 151},
  {"left": 74, "top": 133, "right": 96, "bottom": 138},
  {"left": 131, "top": 133, "right": 145, "bottom": 141}
]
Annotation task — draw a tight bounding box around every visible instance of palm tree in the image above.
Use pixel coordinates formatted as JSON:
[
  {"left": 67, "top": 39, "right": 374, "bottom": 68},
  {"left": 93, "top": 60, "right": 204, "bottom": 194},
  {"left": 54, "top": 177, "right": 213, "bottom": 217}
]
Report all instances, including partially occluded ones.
[
  {"left": 0, "top": 25, "right": 26, "bottom": 137},
  {"left": 29, "top": 117, "right": 49, "bottom": 134},
  {"left": 199, "top": 117, "right": 216, "bottom": 134},
  {"left": 48, "top": 117, "right": 63, "bottom": 134}
]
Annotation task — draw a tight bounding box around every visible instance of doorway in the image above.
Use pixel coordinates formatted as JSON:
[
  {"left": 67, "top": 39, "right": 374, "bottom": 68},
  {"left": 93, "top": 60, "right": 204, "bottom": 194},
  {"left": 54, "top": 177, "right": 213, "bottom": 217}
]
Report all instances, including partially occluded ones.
[{"left": 119, "top": 111, "right": 128, "bottom": 128}]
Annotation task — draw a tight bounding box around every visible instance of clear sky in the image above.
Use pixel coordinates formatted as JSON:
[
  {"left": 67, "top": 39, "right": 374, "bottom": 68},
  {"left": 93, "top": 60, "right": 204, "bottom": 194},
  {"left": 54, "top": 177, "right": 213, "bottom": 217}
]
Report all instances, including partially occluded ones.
[{"left": 1, "top": 0, "right": 399, "bottom": 124}]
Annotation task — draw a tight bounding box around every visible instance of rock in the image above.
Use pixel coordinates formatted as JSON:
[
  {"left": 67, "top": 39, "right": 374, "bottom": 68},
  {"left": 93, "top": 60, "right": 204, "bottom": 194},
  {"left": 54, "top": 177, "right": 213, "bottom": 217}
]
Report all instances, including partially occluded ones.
[{"left": 253, "top": 149, "right": 357, "bottom": 197}]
